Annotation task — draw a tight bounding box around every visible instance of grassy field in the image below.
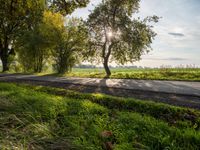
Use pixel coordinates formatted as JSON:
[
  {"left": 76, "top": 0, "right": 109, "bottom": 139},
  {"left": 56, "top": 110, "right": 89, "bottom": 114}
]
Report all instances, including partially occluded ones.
[
  {"left": 64, "top": 68, "right": 200, "bottom": 81},
  {"left": 0, "top": 83, "right": 200, "bottom": 149}
]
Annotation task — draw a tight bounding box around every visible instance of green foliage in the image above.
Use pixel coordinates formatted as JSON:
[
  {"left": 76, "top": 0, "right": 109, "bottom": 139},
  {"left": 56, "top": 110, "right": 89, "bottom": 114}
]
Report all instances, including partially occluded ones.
[
  {"left": 86, "top": 0, "right": 158, "bottom": 76},
  {"left": 0, "top": 0, "right": 90, "bottom": 72},
  {"left": 52, "top": 18, "right": 88, "bottom": 74},
  {"left": 48, "top": 0, "right": 90, "bottom": 16},
  {"left": 0, "top": 0, "right": 45, "bottom": 37},
  {"left": 16, "top": 11, "right": 64, "bottom": 73},
  {"left": 0, "top": 83, "right": 200, "bottom": 149},
  {"left": 17, "top": 27, "right": 48, "bottom": 72},
  {"left": 0, "top": 0, "right": 46, "bottom": 72},
  {"left": 16, "top": 11, "right": 88, "bottom": 74}
]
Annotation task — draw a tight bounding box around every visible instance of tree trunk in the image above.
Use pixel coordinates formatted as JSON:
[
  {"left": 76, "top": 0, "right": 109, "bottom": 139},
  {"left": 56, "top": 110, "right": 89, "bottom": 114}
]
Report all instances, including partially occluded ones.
[
  {"left": 1, "top": 56, "right": 9, "bottom": 72},
  {"left": 1, "top": 41, "right": 9, "bottom": 72},
  {"left": 102, "top": 41, "right": 113, "bottom": 77},
  {"left": 103, "top": 57, "right": 111, "bottom": 77}
]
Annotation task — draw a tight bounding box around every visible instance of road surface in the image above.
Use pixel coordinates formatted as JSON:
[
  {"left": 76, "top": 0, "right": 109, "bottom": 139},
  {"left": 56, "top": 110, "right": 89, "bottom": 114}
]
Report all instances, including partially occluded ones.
[{"left": 0, "top": 73, "right": 199, "bottom": 97}]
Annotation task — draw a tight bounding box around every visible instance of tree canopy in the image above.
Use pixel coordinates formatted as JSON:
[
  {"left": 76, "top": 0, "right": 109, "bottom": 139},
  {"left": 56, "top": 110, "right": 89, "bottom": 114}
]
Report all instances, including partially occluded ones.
[
  {"left": 16, "top": 10, "right": 64, "bottom": 72},
  {"left": 0, "top": 0, "right": 90, "bottom": 72},
  {"left": 48, "top": 0, "right": 90, "bottom": 15},
  {"left": 0, "top": 0, "right": 45, "bottom": 72},
  {"left": 16, "top": 11, "right": 88, "bottom": 73},
  {"left": 52, "top": 18, "right": 88, "bottom": 74}
]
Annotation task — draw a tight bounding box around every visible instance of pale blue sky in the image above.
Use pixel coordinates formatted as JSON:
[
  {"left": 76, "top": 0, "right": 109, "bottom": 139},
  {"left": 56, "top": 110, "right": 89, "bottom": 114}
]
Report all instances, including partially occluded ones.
[{"left": 72, "top": 0, "right": 200, "bottom": 67}]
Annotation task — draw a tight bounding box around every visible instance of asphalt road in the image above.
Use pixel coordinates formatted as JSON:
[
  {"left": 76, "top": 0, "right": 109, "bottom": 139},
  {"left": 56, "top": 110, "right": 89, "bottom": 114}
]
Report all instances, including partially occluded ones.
[{"left": 0, "top": 73, "right": 199, "bottom": 97}]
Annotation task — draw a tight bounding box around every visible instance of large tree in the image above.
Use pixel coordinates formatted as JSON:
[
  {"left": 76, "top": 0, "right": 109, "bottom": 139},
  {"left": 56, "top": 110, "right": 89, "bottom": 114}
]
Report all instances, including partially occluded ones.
[
  {"left": 86, "top": 0, "right": 159, "bottom": 76},
  {"left": 0, "top": 0, "right": 45, "bottom": 72}
]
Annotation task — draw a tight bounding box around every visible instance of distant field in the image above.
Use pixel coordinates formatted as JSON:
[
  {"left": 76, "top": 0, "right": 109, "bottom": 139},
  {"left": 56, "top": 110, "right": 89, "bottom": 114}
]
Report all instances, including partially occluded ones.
[
  {"left": 65, "top": 68, "right": 200, "bottom": 81},
  {"left": 0, "top": 83, "right": 200, "bottom": 149}
]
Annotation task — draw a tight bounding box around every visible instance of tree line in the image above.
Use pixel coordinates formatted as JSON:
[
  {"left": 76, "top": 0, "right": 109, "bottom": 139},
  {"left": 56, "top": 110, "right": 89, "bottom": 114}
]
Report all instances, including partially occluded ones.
[{"left": 0, "top": 0, "right": 158, "bottom": 76}]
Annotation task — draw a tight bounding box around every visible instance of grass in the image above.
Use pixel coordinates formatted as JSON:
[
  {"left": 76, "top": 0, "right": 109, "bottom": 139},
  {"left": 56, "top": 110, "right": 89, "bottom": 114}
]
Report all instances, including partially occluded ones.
[
  {"left": 4, "top": 67, "right": 200, "bottom": 81},
  {"left": 64, "top": 68, "right": 200, "bottom": 81},
  {"left": 0, "top": 83, "right": 200, "bottom": 149}
]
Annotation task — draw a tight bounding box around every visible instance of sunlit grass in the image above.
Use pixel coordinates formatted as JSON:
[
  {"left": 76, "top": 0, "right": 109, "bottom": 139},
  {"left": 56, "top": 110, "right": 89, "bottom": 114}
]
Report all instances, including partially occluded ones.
[
  {"left": 64, "top": 68, "right": 200, "bottom": 81},
  {"left": 3, "top": 67, "right": 200, "bottom": 81},
  {"left": 0, "top": 83, "right": 200, "bottom": 149}
]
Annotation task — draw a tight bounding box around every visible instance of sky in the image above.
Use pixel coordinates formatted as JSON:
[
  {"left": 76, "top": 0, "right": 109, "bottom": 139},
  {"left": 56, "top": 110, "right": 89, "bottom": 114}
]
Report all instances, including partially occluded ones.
[{"left": 72, "top": 0, "right": 200, "bottom": 68}]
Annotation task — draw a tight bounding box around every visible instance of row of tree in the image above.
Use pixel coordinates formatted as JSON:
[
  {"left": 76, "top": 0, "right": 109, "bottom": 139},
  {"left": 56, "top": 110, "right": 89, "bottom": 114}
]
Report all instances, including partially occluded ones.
[{"left": 0, "top": 0, "right": 158, "bottom": 76}]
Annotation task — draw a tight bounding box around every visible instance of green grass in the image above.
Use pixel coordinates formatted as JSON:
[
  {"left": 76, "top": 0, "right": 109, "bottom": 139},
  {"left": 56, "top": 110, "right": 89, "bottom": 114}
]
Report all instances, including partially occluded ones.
[
  {"left": 64, "top": 68, "right": 200, "bottom": 81},
  {"left": 4, "top": 67, "right": 200, "bottom": 81},
  {"left": 0, "top": 83, "right": 200, "bottom": 149}
]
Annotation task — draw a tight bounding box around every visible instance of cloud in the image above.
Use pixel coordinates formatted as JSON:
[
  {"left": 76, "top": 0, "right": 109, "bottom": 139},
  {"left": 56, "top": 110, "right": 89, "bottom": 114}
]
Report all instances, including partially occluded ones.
[
  {"left": 168, "top": 32, "right": 185, "bottom": 37},
  {"left": 165, "top": 57, "right": 188, "bottom": 61},
  {"left": 144, "top": 57, "right": 188, "bottom": 61}
]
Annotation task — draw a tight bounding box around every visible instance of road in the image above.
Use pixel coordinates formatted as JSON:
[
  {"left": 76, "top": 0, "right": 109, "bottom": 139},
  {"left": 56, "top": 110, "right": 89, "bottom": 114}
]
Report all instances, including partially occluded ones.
[{"left": 0, "top": 73, "right": 199, "bottom": 97}]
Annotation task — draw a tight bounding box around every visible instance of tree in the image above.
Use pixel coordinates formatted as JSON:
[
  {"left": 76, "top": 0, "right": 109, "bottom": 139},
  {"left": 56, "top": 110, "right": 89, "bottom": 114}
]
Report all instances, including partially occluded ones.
[
  {"left": 86, "top": 0, "right": 159, "bottom": 76},
  {"left": 16, "top": 26, "right": 51, "bottom": 73},
  {"left": 0, "top": 0, "right": 45, "bottom": 72},
  {"left": 52, "top": 18, "right": 88, "bottom": 74},
  {"left": 16, "top": 11, "right": 64, "bottom": 72}
]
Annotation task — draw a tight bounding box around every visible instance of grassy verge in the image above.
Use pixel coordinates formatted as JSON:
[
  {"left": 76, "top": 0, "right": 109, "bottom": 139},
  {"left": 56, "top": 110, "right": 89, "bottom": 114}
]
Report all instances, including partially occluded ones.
[
  {"left": 0, "top": 83, "right": 200, "bottom": 149},
  {"left": 2, "top": 68, "right": 200, "bottom": 81},
  {"left": 64, "top": 68, "right": 200, "bottom": 81}
]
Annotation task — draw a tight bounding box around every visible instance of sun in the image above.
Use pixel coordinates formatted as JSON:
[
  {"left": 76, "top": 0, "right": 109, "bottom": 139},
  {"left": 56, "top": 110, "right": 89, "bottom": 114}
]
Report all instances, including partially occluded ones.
[{"left": 107, "top": 31, "right": 113, "bottom": 38}]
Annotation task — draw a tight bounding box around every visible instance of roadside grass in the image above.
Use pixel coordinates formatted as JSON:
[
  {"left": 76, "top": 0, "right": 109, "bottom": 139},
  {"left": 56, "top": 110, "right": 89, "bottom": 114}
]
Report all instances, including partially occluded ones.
[
  {"left": 65, "top": 68, "right": 200, "bottom": 81},
  {"left": 0, "top": 83, "right": 200, "bottom": 149},
  {"left": 24, "top": 84, "right": 200, "bottom": 130},
  {"left": 3, "top": 68, "right": 200, "bottom": 81}
]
